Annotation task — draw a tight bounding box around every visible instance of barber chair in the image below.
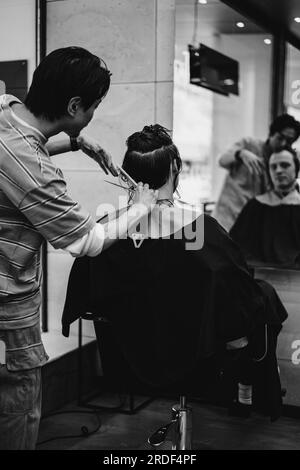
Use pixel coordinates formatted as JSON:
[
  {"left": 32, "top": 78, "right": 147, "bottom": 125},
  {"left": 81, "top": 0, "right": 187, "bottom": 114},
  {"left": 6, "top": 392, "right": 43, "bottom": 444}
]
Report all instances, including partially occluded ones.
[
  {"left": 146, "top": 348, "right": 247, "bottom": 450},
  {"left": 78, "top": 313, "right": 202, "bottom": 449},
  {"left": 148, "top": 395, "right": 193, "bottom": 450},
  {"left": 80, "top": 312, "right": 256, "bottom": 449},
  {"left": 78, "top": 313, "right": 154, "bottom": 414}
]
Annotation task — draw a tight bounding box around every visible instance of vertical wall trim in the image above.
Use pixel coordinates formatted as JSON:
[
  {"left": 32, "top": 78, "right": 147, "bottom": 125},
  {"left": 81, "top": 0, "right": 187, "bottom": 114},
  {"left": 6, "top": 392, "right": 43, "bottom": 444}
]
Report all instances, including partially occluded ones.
[
  {"left": 154, "top": 0, "right": 158, "bottom": 123},
  {"left": 36, "top": 0, "right": 47, "bottom": 66},
  {"left": 36, "top": 0, "right": 48, "bottom": 332},
  {"left": 271, "top": 30, "right": 286, "bottom": 119}
]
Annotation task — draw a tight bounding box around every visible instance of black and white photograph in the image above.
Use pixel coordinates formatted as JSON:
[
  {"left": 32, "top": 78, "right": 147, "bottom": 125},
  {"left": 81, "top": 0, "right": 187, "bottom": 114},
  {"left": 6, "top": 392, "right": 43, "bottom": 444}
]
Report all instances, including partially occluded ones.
[{"left": 1, "top": 0, "right": 300, "bottom": 457}]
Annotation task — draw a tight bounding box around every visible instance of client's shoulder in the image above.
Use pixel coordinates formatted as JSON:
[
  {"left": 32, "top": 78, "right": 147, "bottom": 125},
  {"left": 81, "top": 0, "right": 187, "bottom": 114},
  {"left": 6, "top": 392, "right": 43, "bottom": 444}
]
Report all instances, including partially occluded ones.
[
  {"left": 256, "top": 190, "right": 300, "bottom": 206},
  {"left": 174, "top": 198, "right": 200, "bottom": 210},
  {"left": 256, "top": 191, "right": 277, "bottom": 206}
]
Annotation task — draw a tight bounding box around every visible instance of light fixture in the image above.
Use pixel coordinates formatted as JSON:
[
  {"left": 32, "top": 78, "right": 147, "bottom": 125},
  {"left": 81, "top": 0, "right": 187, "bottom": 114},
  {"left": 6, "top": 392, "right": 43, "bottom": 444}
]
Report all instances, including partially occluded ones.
[
  {"left": 198, "top": 0, "right": 207, "bottom": 4},
  {"left": 294, "top": 17, "right": 300, "bottom": 23},
  {"left": 223, "top": 79, "right": 234, "bottom": 86},
  {"left": 236, "top": 22, "right": 245, "bottom": 28},
  {"left": 264, "top": 38, "right": 272, "bottom": 45}
]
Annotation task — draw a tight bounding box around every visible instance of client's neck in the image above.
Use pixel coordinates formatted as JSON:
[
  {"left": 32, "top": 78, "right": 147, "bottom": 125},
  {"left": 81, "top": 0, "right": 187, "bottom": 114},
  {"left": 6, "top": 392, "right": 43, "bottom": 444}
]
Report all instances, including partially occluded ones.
[
  {"left": 274, "top": 182, "right": 297, "bottom": 199},
  {"left": 157, "top": 180, "right": 174, "bottom": 203}
]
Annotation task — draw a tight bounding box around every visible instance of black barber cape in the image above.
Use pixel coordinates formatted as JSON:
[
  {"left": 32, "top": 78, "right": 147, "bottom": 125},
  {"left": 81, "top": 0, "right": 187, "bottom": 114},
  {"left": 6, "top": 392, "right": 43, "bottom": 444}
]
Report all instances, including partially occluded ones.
[
  {"left": 62, "top": 204, "right": 286, "bottom": 417},
  {"left": 230, "top": 193, "right": 300, "bottom": 267}
]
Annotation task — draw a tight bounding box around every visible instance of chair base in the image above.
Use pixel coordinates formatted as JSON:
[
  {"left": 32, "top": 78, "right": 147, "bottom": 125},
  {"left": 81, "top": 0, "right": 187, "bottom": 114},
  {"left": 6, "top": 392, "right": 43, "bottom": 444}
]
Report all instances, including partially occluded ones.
[{"left": 148, "top": 395, "right": 193, "bottom": 450}]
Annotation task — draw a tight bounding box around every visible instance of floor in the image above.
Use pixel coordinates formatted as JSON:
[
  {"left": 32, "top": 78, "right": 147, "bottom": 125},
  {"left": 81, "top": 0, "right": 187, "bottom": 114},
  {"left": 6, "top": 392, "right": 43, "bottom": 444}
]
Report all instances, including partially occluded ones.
[
  {"left": 38, "top": 327, "right": 300, "bottom": 451},
  {"left": 37, "top": 394, "right": 300, "bottom": 451}
]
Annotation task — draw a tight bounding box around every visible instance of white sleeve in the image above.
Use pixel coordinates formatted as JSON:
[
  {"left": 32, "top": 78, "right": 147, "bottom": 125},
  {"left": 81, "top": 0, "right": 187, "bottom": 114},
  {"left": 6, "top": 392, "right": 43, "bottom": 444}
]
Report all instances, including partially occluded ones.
[{"left": 63, "top": 223, "right": 105, "bottom": 257}]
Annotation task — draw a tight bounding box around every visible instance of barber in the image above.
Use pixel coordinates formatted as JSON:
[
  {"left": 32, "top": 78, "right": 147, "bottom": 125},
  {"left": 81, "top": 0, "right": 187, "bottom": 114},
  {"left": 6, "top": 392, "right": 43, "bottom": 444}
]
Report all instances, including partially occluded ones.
[{"left": 0, "top": 46, "right": 157, "bottom": 450}]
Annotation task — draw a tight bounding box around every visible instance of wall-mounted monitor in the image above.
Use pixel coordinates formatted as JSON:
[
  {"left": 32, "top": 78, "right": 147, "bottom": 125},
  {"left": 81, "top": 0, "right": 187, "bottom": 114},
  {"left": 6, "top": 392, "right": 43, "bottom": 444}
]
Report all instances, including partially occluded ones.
[
  {"left": 0, "top": 60, "right": 27, "bottom": 101},
  {"left": 188, "top": 44, "right": 239, "bottom": 97}
]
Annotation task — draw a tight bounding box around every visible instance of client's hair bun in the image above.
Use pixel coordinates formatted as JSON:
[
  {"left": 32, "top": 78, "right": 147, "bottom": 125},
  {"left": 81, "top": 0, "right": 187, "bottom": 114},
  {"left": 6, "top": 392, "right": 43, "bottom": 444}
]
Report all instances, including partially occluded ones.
[{"left": 126, "top": 124, "right": 172, "bottom": 152}]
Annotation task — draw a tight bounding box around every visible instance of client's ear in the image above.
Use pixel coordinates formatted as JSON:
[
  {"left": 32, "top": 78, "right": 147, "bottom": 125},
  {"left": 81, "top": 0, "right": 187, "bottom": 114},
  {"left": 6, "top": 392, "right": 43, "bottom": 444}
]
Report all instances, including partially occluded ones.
[{"left": 172, "top": 159, "right": 179, "bottom": 174}]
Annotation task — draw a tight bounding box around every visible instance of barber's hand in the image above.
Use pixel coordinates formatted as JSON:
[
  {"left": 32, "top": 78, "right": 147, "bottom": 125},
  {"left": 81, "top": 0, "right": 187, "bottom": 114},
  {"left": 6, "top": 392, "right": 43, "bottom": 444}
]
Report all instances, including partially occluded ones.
[
  {"left": 77, "top": 134, "right": 118, "bottom": 176},
  {"left": 238, "top": 149, "right": 265, "bottom": 176},
  {"left": 132, "top": 183, "right": 158, "bottom": 212}
]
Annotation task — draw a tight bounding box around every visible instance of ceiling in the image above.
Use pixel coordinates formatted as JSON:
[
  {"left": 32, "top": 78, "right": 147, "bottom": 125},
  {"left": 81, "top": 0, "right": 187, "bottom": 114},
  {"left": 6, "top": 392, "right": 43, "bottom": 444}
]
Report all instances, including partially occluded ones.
[
  {"left": 221, "top": 0, "right": 300, "bottom": 46},
  {"left": 176, "top": 0, "right": 269, "bottom": 40},
  {"left": 176, "top": 1, "right": 300, "bottom": 46}
]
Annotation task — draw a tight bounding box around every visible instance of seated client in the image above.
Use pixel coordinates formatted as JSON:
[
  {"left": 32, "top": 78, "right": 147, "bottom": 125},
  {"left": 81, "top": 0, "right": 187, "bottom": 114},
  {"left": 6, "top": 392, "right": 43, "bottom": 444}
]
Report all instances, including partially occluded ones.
[
  {"left": 230, "top": 147, "right": 300, "bottom": 267},
  {"left": 62, "top": 125, "right": 287, "bottom": 419}
]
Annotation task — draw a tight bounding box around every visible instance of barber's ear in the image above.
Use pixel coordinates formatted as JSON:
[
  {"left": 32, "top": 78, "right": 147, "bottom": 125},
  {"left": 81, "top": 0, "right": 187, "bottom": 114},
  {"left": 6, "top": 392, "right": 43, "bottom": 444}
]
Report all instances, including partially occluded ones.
[{"left": 67, "top": 97, "right": 82, "bottom": 117}]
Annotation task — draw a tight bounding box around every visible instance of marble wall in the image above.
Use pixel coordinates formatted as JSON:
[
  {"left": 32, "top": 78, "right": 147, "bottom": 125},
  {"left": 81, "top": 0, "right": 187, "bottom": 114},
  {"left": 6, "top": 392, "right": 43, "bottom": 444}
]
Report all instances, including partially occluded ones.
[
  {"left": 46, "top": 0, "right": 176, "bottom": 334},
  {"left": 0, "top": 0, "right": 36, "bottom": 86}
]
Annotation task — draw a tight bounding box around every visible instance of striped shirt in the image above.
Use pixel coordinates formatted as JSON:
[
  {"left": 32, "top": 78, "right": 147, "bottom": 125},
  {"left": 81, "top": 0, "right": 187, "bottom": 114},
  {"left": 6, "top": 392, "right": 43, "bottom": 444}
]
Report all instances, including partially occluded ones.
[{"left": 0, "top": 94, "right": 95, "bottom": 330}]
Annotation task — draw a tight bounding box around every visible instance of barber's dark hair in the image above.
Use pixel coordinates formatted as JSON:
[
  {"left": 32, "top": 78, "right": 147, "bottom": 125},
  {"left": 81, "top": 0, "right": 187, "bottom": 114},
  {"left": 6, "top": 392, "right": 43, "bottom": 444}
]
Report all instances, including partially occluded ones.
[
  {"left": 122, "top": 124, "right": 182, "bottom": 190},
  {"left": 267, "top": 146, "right": 300, "bottom": 186},
  {"left": 269, "top": 114, "right": 300, "bottom": 140},
  {"left": 25, "top": 46, "right": 111, "bottom": 120}
]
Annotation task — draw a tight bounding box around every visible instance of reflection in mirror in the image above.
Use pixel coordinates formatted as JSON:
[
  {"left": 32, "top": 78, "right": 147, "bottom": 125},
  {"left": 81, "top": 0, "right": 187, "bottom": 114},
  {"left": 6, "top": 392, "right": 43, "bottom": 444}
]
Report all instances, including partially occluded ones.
[
  {"left": 284, "top": 43, "right": 300, "bottom": 191},
  {"left": 173, "top": 0, "right": 273, "bottom": 210},
  {"left": 230, "top": 147, "right": 300, "bottom": 268}
]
